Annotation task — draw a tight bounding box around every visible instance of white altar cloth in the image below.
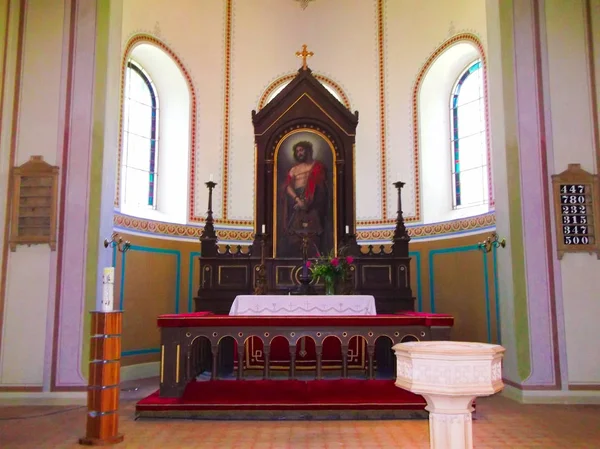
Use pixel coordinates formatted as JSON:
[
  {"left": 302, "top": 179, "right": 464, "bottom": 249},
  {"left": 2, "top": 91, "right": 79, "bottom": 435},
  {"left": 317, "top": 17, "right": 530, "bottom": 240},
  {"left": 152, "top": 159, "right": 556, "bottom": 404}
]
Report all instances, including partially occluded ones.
[{"left": 229, "top": 295, "right": 377, "bottom": 316}]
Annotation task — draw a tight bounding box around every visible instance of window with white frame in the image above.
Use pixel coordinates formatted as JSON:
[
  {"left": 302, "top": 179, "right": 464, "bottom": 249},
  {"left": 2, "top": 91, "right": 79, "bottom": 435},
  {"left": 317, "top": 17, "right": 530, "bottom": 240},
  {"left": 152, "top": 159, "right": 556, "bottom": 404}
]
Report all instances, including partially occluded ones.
[
  {"left": 122, "top": 60, "right": 159, "bottom": 209},
  {"left": 450, "top": 60, "right": 488, "bottom": 208}
]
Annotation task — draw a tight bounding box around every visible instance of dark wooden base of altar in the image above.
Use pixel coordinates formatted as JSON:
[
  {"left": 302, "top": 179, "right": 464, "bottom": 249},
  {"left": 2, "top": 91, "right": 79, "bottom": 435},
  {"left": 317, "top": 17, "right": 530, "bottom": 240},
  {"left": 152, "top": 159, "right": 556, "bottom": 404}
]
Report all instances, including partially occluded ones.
[
  {"left": 146, "top": 312, "right": 453, "bottom": 420},
  {"left": 157, "top": 312, "right": 453, "bottom": 398}
]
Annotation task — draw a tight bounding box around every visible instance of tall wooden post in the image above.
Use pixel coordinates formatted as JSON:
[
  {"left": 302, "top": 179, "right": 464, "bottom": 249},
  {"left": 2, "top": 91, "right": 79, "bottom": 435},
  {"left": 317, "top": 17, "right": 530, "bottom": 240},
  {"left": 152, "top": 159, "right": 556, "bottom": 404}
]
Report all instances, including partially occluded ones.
[{"left": 79, "top": 311, "right": 124, "bottom": 446}]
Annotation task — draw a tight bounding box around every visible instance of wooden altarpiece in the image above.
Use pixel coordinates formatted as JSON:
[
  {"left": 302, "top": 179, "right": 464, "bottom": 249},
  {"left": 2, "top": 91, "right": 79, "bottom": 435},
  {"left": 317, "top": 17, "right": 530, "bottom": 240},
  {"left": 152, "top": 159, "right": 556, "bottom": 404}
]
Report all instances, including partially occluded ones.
[{"left": 195, "top": 65, "right": 414, "bottom": 314}]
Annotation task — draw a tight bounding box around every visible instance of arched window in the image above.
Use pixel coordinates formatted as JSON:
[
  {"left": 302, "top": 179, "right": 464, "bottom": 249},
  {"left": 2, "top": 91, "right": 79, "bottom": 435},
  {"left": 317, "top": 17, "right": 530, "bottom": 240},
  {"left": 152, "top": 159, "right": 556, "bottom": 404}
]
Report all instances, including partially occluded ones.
[
  {"left": 122, "top": 60, "right": 159, "bottom": 208},
  {"left": 450, "top": 60, "right": 487, "bottom": 208}
]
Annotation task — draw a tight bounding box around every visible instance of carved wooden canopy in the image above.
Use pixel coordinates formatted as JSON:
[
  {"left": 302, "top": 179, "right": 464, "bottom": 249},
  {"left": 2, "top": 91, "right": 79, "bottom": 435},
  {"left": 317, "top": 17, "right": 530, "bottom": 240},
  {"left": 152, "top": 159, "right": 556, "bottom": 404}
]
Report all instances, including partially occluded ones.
[{"left": 251, "top": 66, "right": 359, "bottom": 258}]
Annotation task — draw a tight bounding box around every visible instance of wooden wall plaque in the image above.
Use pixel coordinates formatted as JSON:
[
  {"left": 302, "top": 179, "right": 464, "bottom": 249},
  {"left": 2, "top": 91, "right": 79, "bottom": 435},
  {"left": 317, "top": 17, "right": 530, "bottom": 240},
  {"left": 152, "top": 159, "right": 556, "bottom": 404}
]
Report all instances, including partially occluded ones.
[
  {"left": 551, "top": 164, "right": 600, "bottom": 259},
  {"left": 9, "top": 156, "right": 59, "bottom": 252}
]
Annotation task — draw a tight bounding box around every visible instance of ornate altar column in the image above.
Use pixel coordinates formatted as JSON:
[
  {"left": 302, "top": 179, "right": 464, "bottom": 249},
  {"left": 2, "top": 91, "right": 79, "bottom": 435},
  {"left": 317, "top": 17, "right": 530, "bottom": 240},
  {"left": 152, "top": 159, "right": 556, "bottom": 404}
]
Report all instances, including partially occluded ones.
[{"left": 394, "top": 341, "right": 505, "bottom": 449}]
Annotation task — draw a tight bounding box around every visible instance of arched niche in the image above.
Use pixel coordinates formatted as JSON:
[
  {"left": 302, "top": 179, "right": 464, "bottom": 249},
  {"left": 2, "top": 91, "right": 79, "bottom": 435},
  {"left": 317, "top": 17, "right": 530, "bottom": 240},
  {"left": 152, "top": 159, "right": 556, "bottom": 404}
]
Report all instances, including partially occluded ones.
[
  {"left": 117, "top": 37, "right": 193, "bottom": 224},
  {"left": 416, "top": 35, "right": 493, "bottom": 224}
]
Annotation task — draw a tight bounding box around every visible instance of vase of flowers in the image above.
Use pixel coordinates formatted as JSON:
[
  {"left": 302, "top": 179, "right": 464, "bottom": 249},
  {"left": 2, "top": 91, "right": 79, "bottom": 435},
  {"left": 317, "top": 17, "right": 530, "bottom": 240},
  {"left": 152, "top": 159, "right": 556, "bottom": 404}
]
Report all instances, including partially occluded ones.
[{"left": 308, "top": 250, "right": 354, "bottom": 295}]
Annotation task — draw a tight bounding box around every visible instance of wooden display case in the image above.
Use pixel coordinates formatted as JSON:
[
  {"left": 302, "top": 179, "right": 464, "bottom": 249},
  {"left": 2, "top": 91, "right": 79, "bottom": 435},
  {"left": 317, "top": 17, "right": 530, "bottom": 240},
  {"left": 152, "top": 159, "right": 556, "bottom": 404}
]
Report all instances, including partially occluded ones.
[
  {"left": 551, "top": 163, "right": 600, "bottom": 259},
  {"left": 9, "top": 156, "right": 59, "bottom": 252}
]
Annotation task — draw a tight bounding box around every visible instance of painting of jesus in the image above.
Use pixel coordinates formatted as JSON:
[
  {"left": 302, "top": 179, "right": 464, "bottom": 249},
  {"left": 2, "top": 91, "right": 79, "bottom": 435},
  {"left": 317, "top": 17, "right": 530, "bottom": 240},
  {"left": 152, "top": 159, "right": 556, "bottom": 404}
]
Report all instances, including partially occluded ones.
[{"left": 275, "top": 130, "right": 335, "bottom": 258}]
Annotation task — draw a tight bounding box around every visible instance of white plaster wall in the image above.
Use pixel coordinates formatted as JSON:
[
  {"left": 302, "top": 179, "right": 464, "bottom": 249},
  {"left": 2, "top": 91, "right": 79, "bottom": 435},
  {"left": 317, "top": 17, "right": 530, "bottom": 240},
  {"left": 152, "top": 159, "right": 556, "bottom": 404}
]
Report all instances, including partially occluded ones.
[
  {"left": 228, "top": 0, "right": 381, "bottom": 221},
  {"left": 0, "top": 0, "right": 64, "bottom": 385},
  {"left": 120, "top": 0, "right": 488, "bottom": 224},
  {"left": 545, "top": 0, "right": 600, "bottom": 386}
]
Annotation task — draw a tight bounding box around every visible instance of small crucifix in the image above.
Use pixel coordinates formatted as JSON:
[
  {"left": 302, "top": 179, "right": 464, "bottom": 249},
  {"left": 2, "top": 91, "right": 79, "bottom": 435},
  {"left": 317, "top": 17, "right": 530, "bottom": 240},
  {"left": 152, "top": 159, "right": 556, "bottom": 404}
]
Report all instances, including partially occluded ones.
[{"left": 295, "top": 44, "right": 314, "bottom": 71}]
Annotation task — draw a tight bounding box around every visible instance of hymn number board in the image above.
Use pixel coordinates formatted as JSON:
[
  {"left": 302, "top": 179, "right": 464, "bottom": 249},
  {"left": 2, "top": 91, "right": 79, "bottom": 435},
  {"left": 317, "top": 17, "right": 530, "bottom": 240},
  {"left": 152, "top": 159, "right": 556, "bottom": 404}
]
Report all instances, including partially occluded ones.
[
  {"left": 552, "top": 164, "right": 600, "bottom": 259},
  {"left": 9, "top": 156, "right": 59, "bottom": 252}
]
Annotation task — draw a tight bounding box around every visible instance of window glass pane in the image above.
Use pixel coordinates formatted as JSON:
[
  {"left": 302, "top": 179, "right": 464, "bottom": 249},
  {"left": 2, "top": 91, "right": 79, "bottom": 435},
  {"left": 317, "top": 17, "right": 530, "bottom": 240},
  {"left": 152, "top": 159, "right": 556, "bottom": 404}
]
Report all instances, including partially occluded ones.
[
  {"left": 455, "top": 72, "right": 481, "bottom": 106},
  {"left": 125, "top": 133, "right": 152, "bottom": 172},
  {"left": 123, "top": 167, "right": 151, "bottom": 208},
  {"left": 455, "top": 101, "right": 485, "bottom": 139},
  {"left": 454, "top": 133, "right": 485, "bottom": 172},
  {"left": 127, "top": 71, "right": 153, "bottom": 106},
  {"left": 127, "top": 102, "right": 153, "bottom": 138},
  {"left": 451, "top": 60, "right": 488, "bottom": 208},
  {"left": 122, "top": 61, "right": 159, "bottom": 208},
  {"left": 458, "top": 166, "right": 486, "bottom": 206}
]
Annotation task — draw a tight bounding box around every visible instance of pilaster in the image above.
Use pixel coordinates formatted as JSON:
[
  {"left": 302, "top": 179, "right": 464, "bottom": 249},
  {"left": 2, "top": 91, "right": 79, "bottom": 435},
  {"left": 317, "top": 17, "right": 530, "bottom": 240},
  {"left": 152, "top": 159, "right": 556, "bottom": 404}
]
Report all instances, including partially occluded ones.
[{"left": 508, "top": 0, "right": 563, "bottom": 389}]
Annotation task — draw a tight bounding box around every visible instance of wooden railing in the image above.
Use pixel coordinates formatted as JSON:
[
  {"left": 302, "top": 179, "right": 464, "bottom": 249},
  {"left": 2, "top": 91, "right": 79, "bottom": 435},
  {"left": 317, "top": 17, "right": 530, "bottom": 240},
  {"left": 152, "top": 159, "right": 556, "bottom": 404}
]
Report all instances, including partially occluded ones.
[{"left": 157, "top": 313, "right": 454, "bottom": 398}]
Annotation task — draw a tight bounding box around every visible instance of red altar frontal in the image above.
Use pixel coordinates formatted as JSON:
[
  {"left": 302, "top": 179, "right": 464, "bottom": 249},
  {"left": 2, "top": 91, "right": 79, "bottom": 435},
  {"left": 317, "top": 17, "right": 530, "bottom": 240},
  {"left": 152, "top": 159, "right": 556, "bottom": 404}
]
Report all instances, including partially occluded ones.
[{"left": 242, "top": 335, "right": 366, "bottom": 370}]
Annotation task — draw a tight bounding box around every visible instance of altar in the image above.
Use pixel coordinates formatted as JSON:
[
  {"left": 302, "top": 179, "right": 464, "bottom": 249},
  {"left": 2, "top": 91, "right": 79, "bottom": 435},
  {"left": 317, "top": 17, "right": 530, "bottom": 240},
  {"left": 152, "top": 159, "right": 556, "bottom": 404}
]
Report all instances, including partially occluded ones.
[
  {"left": 229, "top": 295, "right": 377, "bottom": 316},
  {"left": 137, "top": 49, "right": 456, "bottom": 420}
]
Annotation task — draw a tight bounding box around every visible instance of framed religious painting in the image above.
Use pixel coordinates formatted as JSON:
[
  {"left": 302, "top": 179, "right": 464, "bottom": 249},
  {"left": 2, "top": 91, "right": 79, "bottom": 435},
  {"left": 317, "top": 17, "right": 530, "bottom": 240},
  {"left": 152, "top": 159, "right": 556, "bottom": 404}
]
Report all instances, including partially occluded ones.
[{"left": 273, "top": 129, "right": 337, "bottom": 258}]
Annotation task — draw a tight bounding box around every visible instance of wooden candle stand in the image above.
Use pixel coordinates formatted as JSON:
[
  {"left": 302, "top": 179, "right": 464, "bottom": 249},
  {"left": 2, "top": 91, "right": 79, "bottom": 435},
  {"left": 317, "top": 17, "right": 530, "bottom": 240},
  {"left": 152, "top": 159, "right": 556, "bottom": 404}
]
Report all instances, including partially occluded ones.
[{"left": 79, "top": 311, "right": 124, "bottom": 446}]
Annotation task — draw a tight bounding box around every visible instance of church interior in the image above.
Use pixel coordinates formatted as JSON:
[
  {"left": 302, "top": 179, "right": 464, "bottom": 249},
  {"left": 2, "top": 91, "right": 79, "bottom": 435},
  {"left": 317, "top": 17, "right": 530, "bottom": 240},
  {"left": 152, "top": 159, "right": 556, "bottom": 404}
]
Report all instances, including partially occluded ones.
[{"left": 1, "top": 0, "right": 600, "bottom": 447}]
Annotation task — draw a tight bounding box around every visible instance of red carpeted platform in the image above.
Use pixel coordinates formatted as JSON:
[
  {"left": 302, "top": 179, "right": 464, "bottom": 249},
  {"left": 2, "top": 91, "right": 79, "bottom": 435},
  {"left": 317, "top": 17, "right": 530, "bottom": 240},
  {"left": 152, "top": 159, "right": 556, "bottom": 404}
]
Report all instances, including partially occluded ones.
[{"left": 135, "top": 379, "right": 428, "bottom": 420}]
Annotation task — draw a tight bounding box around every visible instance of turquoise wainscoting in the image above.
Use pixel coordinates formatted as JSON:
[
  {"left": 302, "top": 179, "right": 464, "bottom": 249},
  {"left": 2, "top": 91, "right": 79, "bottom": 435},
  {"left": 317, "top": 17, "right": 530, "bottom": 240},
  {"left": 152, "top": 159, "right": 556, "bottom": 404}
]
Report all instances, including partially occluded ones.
[
  {"left": 117, "top": 244, "right": 182, "bottom": 357},
  {"left": 188, "top": 251, "right": 201, "bottom": 312},
  {"left": 492, "top": 245, "right": 501, "bottom": 344},
  {"left": 427, "top": 245, "right": 499, "bottom": 344}
]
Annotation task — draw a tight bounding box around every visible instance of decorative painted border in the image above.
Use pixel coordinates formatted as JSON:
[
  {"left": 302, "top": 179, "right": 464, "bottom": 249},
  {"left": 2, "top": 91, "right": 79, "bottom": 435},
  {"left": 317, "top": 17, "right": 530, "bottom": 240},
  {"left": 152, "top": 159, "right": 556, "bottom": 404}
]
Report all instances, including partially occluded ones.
[
  {"left": 376, "top": 0, "right": 388, "bottom": 221},
  {"left": 114, "top": 34, "right": 198, "bottom": 212},
  {"left": 218, "top": 0, "right": 233, "bottom": 223},
  {"left": 114, "top": 210, "right": 495, "bottom": 242},
  {"left": 257, "top": 73, "right": 352, "bottom": 111},
  {"left": 411, "top": 33, "right": 494, "bottom": 209}
]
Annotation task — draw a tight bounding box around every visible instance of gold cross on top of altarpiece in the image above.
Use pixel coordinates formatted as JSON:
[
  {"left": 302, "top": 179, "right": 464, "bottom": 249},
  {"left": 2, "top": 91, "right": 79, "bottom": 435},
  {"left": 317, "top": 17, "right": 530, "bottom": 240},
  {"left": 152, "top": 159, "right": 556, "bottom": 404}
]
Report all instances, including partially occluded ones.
[{"left": 295, "top": 44, "right": 314, "bottom": 70}]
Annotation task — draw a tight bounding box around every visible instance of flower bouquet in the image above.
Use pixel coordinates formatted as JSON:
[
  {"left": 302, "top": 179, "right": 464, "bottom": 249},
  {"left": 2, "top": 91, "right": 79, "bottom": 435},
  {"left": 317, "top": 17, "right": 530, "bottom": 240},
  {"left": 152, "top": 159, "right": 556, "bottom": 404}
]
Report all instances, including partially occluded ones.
[{"left": 307, "top": 249, "right": 354, "bottom": 295}]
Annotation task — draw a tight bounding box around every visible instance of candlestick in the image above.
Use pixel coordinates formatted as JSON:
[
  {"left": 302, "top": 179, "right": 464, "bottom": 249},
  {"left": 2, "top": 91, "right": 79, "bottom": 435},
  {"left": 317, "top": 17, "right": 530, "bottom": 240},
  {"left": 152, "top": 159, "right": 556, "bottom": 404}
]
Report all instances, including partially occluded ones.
[
  {"left": 261, "top": 224, "right": 266, "bottom": 234},
  {"left": 392, "top": 180, "right": 410, "bottom": 250},
  {"left": 200, "top": 180, "right": 217, "bottom": 241},
  {"left": 101, "top": 267, "right": 114, "bottom": 312}
]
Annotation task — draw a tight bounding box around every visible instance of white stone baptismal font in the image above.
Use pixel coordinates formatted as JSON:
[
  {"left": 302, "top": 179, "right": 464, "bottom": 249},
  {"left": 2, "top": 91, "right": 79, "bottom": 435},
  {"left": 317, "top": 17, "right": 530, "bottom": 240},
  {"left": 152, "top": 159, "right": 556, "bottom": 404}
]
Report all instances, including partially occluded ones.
[{"left": 393, "top": 341, "right": 505, "bottom": 449}]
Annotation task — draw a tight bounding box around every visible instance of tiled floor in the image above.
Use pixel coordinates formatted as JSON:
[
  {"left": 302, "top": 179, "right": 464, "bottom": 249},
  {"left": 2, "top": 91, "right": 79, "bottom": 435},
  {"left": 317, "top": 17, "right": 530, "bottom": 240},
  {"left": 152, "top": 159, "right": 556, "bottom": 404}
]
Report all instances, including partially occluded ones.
[{"left": 1, "top": 378, "right": 600, "bottom": 448}]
